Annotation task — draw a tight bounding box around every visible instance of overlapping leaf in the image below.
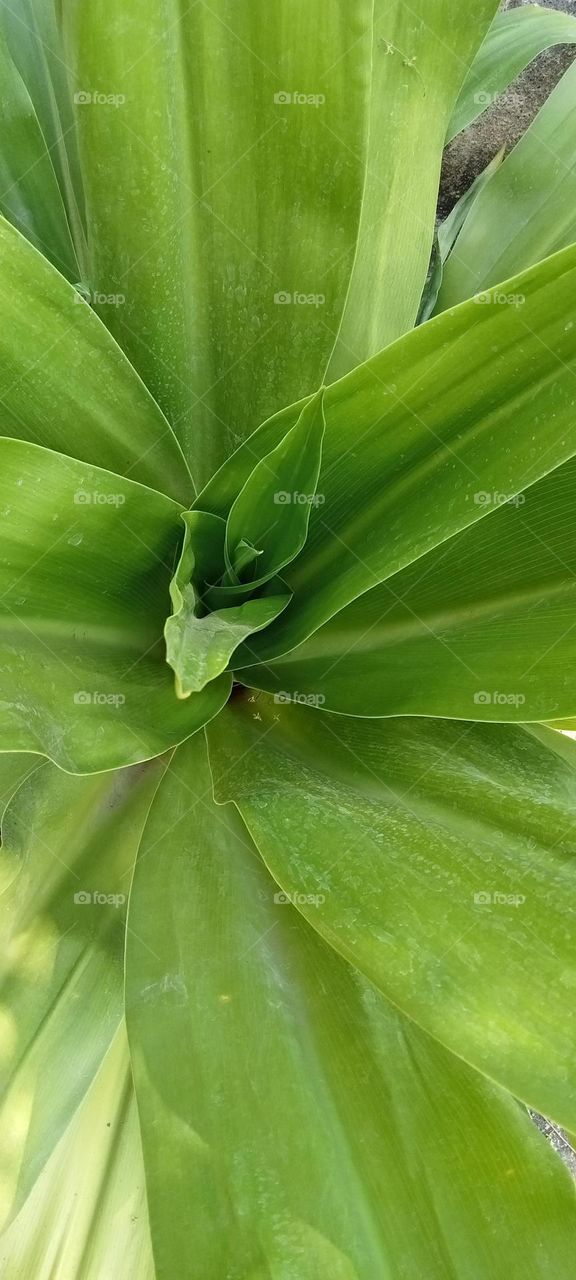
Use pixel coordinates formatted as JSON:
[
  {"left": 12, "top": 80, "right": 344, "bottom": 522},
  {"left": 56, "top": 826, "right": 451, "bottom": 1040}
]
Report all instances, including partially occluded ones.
[
  {"left": 63, "top": 0, "right": 373, "bottom": 485},
  {"left": 64, "top": 0, "right": 500, "bottom": 481},
  {"left": 0, "top": 1027, "right": 153, "bottom": 1278},
  {"left": 0, "top": 29, "right": 78, "bottom": 278},
  {"left": 126, "top": 734, "right": 576, "bottom": 1279},
  {"left": 238, "top": 455, "right": 576, "bottom": 722},
  {"left": 438, "top": 58, "right": 576, "bottom": 312},
  {"left": 0, "top": 217, "right": 192, "bottom": 501},
  {"left": 209, "top": 695, "right": 576, "bottom": 1132},
  {"left": 0, "top": 0, "right": 88, "bottom": 271},
  {"left": 325, "top": 0, "right": 500, "bottom": 375},
  {"left": 0, "top": 439, "right": 229, "bottom": 771},
  {"left": 0, "top": 754, "right": 163, "bottom": 1230},
  {"left": 191, "top": 246, "right": 576, "bottom": 671},
  {"left": 447, "top": 4, "right": 576, "bottom": 141}
]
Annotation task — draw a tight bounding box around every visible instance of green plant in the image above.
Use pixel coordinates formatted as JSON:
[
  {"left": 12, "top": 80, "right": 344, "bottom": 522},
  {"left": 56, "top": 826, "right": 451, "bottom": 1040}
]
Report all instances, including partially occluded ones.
[{"left": 1, "top": 0, "right": 576, "bottom": 1274}]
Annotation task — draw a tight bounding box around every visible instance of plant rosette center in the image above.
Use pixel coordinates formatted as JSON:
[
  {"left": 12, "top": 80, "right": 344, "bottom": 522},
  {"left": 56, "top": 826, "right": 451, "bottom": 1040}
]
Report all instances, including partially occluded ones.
[{"left": 164, "top": 389, "right": 325, "bottom": 697}]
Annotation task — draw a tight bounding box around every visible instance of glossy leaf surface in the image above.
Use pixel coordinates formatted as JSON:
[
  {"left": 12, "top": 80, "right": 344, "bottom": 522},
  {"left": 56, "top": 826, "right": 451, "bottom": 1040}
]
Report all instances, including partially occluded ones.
[
  {"left": 238, "top": 455, "right": 576, "bottom": 722},
  {"left": 0, "top": 439, "right": 228, "bottom": 771},
  {"left": 439, "top": 58, "right": 576, "bottom": 312},
  {"left": 0, "top": 29, "right": 78, "bottom": 278},
  {"left": 223, "top": 247, "right": 576, "bottom": 666},
  {"left": 0, "top": 1027, "right": 154, "bottom": 1278},
  {"left": 0, "top": 217, "right": 192, "bottom": 502},
  {"left": 447, "top": 4, "right": 576, "bottom": 141},
  {"left": 127, "top": 734, "right": 576, "bottom": 1278},
  {"left": 0, "top": 754, "right": 163, "bottom": 1228},
  {"left": 210, "top": 696, "right": 576, "bottom": 1132}
]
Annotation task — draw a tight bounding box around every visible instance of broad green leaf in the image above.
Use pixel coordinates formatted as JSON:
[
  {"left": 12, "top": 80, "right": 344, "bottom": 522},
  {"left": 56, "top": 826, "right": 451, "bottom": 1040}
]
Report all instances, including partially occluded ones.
[
  {"left": 0, "top": 753, "right": 163, "bottom": 1228},
  {"left": 0, "top": 1026, "right": 154, "bottom": 1279},
  {"left": 0, "top": 28, "right": 78, "bottom": 279},
  {"left": 237, "top": 455, "right": 576, "bottom": 722},
  {"left": 0, "top": 217, "right": 192, "bottom": 503},
  {"left": 0, "top": 0, "right": 88, "bottom": 273},
  {"left": 0, "top": 753, "right": 40, "bottom": 820},
  {"left": 437, "top": 58, "right": 576, "bottom": 313},
  {"left": 325, "top": 0, "right": 500, "bottom": 378},
  {"left": 210, "top": 696, "right": 576, "bottom": 1132},
  {"left": 211, "top": 245, "right": 576, "bottom": 666},
  {"left": 447, "top": 4, "right": 576, "bottom": 141},
  {"left": 225, "top": 389, "right": 325, "bottom": 586},
  {"left": 0, "top": 439, "right": 229, "bottom": 772},
  {"left": 63, "top": 0, "right": 375, "bottom": 486},
  {"left": 127, "top": 735, "right": 576, "bottom": 1279}
]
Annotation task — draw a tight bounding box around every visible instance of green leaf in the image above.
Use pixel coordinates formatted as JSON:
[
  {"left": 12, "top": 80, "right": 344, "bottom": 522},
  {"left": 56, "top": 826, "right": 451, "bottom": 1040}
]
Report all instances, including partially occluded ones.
[
  {"left": 417, "top": 149, "right": 505, "bottom": 324},
  {"left": 209, "top": 696, "right": 576, "bottom": 1133},
  {"left": 127, "top": 734, "right": 576, "bottom": 1279},
  {"left": 224, "top": 388, "right": 325, "bottom": 586},
  {"left": 0, "top": 28, "right": 78, "bottom": 278},
  {"left": 237, "top": 455, "right": 576, "bottom": 722},
  {"left": 0, "top": 439, "right": 229, "bottom": 772},
  {"left": 166, "top": 583, "right": 290, "bottom": 700},
  {"left": 438, "top": 146, "right": 506, "bottom": 263},
  {"left": 447, "top": 4, "right": 576, "bottom": 141},
  {"left": 164, "top": 510, "right": 291, "bottom": 695},
  {"left": 0, "top": 753, "right": 163, "bottom": 1229},
  {"left": 437, "top": 58, "right": 576, "bottom": 313},
  {"left": 63, "top": 0, "right": 377, "bottom": 486},
  {"left": 325, "top": 0, "right": 500, "bottom": 378},
  {"left": 0, "top": 0, "right": 88, "bottom": 274},
  {"left": 0, "top": 752, "right": 40, "bottom": 820},
  {"left": 0, "top": 1026, "right": 154, "bottom": 1278},
  {"left": 206, "top": 245, "right": 576, "bottom": 666},
  {"left": 166, "top": 589, "right": 290, "bottom": 697},
  {"left": 0, "top": 216, "right": 192, "bottom": 503}
]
